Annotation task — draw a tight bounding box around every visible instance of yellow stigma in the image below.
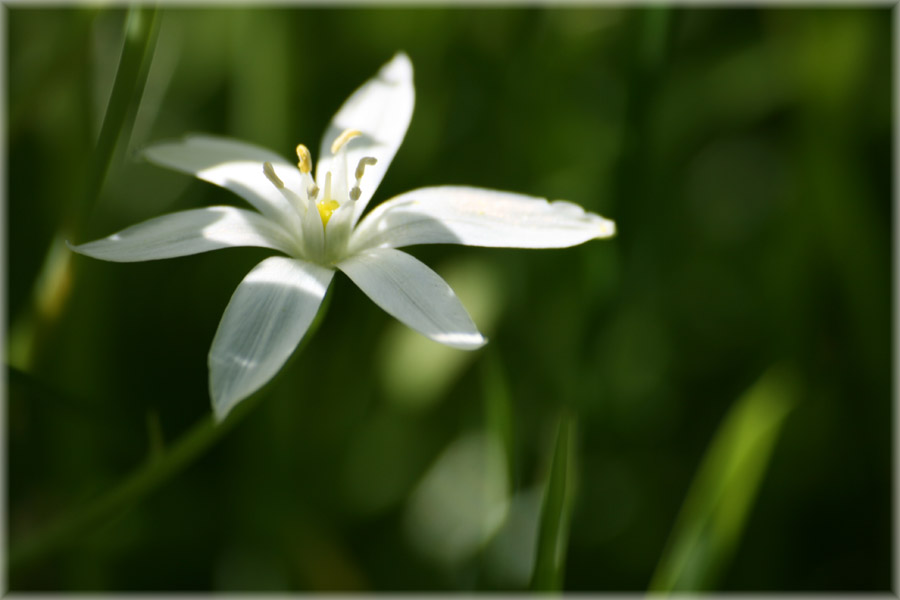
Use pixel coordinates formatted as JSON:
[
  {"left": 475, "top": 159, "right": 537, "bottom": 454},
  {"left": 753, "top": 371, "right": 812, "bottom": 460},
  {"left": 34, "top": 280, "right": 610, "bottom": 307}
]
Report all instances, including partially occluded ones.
[
  {"left": 296, "top": 144, "right": 312, "bottom": 174},
  {"left": 331, "top": 129, "right": 362, "bottom": 154},
  {"left": 317, "top": 199, "right": 340, "bottom": 226},
  {"left": 316, "top": 171, "right": 339, "bottom": 227}
]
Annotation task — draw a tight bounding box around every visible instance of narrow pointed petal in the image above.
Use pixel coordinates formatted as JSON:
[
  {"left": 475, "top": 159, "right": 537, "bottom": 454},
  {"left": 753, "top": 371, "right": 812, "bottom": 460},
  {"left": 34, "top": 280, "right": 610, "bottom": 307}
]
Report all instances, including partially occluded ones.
[
  {"left": 317, "top": 53, "right": 414, "bottom": 223},
  {"left": 338, "top": 248, "right": 485, "bottom": 350},
  {"left": 351, "top": 186, "right": 616, "bottom": 253},
  {"left": 144, "top": 134, "right": 303, "bottom": 230},
  {"left": 209, "top": 257, "right": 334, "bottom": 420},
  {"left": 70, "top": 206, "right": 297, "bottom": 262}
]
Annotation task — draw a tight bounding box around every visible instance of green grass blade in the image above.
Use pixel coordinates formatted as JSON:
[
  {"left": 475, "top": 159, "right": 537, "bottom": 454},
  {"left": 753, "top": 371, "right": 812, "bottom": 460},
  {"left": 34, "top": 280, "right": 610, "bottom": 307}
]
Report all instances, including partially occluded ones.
[
  {"left": 10, "top": 8, "right": 161, "bottom": 371},
  {"left": 649, "top": 365, "right": 799, "bottom": 592},
  {"left": 73, "top": 5, "right": 160, "bottom": 236},
  {"left": 530, "top": 413, "right": 576, "bottom": 592}
]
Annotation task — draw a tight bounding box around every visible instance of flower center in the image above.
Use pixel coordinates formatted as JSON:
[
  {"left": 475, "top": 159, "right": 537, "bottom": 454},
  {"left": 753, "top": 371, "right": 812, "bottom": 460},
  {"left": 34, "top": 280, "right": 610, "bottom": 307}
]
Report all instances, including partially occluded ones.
[
  {"left": 317, "top": 172, "right": 340, "bottom": 226},
  {"left": 262, "top": 130, "right": 378, "bottom": 230}
]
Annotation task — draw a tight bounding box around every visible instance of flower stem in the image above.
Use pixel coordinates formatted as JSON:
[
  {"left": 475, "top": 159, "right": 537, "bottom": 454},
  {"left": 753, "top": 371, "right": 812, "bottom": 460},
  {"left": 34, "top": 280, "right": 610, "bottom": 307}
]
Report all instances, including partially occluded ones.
[
  {"left": 9, "top": 288, "right": 333, "bottom": 572},
  {"left": 9, "top": 401, "right": 247, "bottom": 571}
]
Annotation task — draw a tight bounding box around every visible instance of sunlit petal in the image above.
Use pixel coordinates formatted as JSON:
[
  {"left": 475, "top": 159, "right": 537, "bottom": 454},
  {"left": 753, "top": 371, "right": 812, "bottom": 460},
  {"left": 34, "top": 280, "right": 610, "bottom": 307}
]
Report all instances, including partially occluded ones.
[
  {"left": 70, "top": 206, "right": 297, "bottom": 262},
  {"left": 338, "top": 248, "right": 485, "bottom": 350},
  {"left": 316, "top": 53, "right": 415, "bottom": 224},
  {"left": 351, "top": 186, "right": 616, "bottom": 252},
  {"left": 145, "top": 134, "right": 303, "bottom": 231},
  {"left": 209, "top": 256, "right": 334, "bottom": 420}
]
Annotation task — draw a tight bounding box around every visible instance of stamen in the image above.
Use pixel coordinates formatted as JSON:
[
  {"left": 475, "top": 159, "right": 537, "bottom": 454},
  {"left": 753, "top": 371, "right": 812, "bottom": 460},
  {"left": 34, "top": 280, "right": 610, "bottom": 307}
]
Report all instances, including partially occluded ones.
[
  {"left": 354, "top": 156, "right": 377, "bottom": 181},
  {"left": 262, "top": 161, "right": 284, "bottom": 189},
  {"left": 330, "top": 129, "right": 362, "bottom": 154},
  {"left": 296, "top": 144, "right": 312, "bottom": 174},
  {"left": 350, "top": 187, "right": 361, "bottom": 201},
  {"left": 307, "top": 183, "right": 319, "bottom": 199}
]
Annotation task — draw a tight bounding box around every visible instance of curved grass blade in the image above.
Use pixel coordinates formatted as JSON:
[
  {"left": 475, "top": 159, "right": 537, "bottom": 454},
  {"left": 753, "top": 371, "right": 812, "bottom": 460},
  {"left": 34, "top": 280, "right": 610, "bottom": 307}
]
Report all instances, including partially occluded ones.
[
  {"left": 649, "top": 365, "right": 799, "bottom": 592},
  {"left": 74, "top": 5, "right": 160, "bottom": 234},
  {"left": 10, "top": 7, "right": 161, "bottom": 371},
  {"left": 530, "top": 413, "right": 576, "bottom": 591}
]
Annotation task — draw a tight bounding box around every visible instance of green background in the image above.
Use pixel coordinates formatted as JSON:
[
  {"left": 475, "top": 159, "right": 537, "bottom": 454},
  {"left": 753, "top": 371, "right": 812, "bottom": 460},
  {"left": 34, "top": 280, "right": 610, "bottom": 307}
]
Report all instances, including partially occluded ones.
[{"left": 7, "top": 7, "right": 891, "bottom": 591}]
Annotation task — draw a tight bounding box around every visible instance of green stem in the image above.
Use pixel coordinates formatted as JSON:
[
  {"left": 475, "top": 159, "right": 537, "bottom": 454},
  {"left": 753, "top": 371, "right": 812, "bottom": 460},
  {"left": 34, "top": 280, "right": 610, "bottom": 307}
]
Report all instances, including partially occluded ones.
[
  {"left": 10, "top": 401, "right": 248, "bottom": 570},
  {"left": 10, "top": 288, "right": 333, "bottom": 571}
]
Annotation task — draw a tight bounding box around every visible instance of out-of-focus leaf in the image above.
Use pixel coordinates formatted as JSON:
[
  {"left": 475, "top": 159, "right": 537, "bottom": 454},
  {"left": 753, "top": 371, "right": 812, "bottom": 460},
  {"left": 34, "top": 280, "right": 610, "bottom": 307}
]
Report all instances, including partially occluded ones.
[{"left": 404, "top": 431, "right": 509, "bottom": 568}]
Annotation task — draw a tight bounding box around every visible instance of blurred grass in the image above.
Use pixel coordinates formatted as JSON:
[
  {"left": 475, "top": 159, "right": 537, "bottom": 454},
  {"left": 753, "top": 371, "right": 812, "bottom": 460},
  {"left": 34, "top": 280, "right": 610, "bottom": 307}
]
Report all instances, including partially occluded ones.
[
  {"left": 530, "top": 413, "right": 576, "bottom": 591},
  {"left": 649, "top": 366, "right": 799, "bottom": 592},
  {"left": 6, "top": 7, "right": 891, "bottom": 592},
  {"left": 8, "top": 6, "right": 159, "bottom": 372}
]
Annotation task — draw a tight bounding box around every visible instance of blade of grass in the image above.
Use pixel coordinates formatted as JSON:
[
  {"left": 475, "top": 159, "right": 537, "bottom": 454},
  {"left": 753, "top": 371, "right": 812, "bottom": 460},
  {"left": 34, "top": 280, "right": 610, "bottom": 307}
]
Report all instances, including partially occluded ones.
[
  {"left": 530, "top": 413, "right": 576, "bottom": 592},
  {"left": 10, "top": 7, "right": 161, "bottom": 372},
  {"left": 73, "top": 5, "right": 160, "bottom": 236},
  {"left": 648, "top": 365, "right": 799, "bottom": 592}
]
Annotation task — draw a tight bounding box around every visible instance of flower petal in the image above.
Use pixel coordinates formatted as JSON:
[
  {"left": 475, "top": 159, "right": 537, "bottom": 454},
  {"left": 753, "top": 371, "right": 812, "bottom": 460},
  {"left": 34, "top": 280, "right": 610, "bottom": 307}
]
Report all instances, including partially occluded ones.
[
  {"left": 337, "top": 248, "right": 485, "bottom": 350},
  {"left": 144, "top": 134, "right": 303, "bottom": 230},
  {"left": 351, "top": 186, "right": 616, "bottom": 252},
  {"left": 209, "top": 256, "right": 334, "bottom": 420},
  {"left": 70, "top": 206, "right": 297, "bottom": 262},
  {"left": 316, "top": 53, "right": 415, "bottom": 224}
]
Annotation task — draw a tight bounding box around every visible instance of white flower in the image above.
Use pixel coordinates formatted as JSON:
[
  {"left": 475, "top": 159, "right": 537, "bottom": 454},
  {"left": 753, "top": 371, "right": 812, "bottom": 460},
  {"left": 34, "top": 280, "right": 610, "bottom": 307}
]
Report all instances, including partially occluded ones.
[{"left": 72, "top": 53, "right": 616, "bottom": 420}]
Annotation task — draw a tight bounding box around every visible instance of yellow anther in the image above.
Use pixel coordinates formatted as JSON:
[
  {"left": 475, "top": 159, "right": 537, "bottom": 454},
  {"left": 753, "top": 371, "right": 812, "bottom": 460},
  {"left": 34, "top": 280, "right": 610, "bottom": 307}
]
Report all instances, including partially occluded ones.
[
  {"left": 262, "top": 161, "right": 284, "bottom": 189},
  {"left": 317, "top": 199, "right": 340, "bottom": 227},
  {"left": 355, "top": 156, "right": 378, "bottom": 181},
  {"left": 296, "top": 144, "right": 312, "bottom": 174},
  {"left": 330, "top": 129, "right": 362, "bottom": 154}
]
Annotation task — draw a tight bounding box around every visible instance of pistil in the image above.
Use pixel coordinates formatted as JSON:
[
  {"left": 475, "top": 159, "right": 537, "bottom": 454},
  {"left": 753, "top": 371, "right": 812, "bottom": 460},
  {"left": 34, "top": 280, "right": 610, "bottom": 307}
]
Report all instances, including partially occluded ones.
[{"left": 317, "top": 172, "right": 339, "bottom": 226}]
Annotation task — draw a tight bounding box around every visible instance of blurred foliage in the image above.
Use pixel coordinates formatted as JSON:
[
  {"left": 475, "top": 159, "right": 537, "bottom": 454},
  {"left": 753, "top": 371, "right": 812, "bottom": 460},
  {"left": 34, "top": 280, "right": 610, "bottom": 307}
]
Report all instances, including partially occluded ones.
[{"left": 7, "top": 7, "right": 891, "bottom": 592}]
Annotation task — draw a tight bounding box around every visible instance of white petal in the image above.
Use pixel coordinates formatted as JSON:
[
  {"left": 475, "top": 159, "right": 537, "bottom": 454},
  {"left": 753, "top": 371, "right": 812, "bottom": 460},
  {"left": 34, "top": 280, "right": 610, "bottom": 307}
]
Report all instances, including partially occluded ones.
[
  {"left": 337, "top": 248, "right": 484, "bottom": 350},
  {"left": 209, "top": 257, "right": 334, "bottom": 420},
  {"left": 144, "top": 134, "right": 303, "bottom": 231},
  {"left": 316, "top": 53, "right": 415, "bottom": 224},
  {"left": 351, "top": 186, "right": 616, "bottom": 252},
  {"left": 69, "top": 206, "right": 297, "bottom": 262}
]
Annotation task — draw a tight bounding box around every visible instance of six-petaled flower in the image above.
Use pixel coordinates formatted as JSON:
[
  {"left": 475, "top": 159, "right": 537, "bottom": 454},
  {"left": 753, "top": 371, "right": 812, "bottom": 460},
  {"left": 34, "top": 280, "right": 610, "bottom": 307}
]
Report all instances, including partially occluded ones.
[{"left": 72, "top": 53, "right": 616, "bottom": 420}]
